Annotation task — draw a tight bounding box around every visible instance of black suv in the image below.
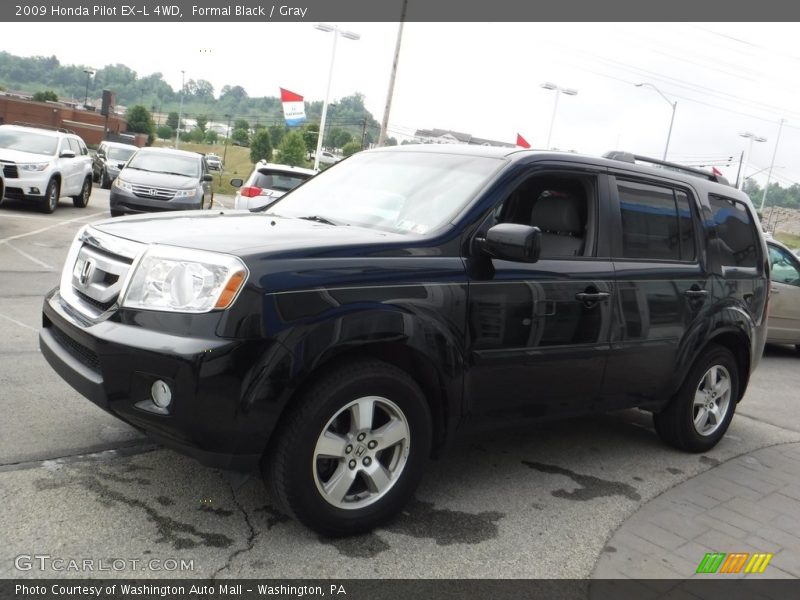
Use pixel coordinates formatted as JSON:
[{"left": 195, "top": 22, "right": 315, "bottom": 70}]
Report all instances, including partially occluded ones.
[{"left": 40, "top": 146, "right": 768, "bottom": 535}]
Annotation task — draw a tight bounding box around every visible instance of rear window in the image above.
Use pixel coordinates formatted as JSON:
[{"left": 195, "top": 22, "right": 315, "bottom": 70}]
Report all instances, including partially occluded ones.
[
  {"left": 708, "top": 195, "right": 760, "bottom": 268},
  {"left": 252, "top": 169, "right": 312, "bottom": 192}
]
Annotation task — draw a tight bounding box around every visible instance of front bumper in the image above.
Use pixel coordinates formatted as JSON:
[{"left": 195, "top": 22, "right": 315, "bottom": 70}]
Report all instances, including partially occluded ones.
[
  {"left": 110, "top": 187, "right": 201, "bottom": 214},
  {"left": 40, "top": 289, "right": 288, "bottom": 471},
  {"left": 1, "top": 170, "right": 50, "bottom": 201}
]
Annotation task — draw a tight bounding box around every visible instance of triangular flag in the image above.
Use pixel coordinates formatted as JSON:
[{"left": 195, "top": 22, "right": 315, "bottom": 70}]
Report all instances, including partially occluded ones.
[
  {"left": 711, "top": 166, "right": 723, "bottom": 177},
  {"left": 280, "top": 88, "right": 306, "bottom": 126},
  {"left": 516, "top": 134, "right": 531, "bottom": 148}
]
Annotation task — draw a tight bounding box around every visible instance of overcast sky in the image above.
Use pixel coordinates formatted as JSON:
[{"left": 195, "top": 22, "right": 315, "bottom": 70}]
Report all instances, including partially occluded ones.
[{"left": 3, "top": 22, "right": 800, "bottom": 190}]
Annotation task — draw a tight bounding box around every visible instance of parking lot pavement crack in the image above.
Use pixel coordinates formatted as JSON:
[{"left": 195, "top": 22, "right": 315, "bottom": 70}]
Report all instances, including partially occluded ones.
[{"left": 210, "top": 480, "right": 257, "bottom": 580}]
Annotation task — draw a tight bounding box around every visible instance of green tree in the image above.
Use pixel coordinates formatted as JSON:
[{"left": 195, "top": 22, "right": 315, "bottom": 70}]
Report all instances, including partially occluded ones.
[
  {"left": 125, "top": 105, "right": 155, "bottom": 145},
  {"left": 204, "top": 130, "right": 218, "bottom": 144},
  {"left": 234, "top": 118, "right": 250, "bottom": 131},
  {"left": 341, "top": 141, "right": 362, "bottom": 157},
  {"left": 301, "top": 124, "right": 319, "bottom": 153},
  {"left": 276, "top": 131, "right": 307, "bottom": 167},
  {"left": 33, "top": 90, "right": 58, "bottom": 102},
  {"left": 187, "top": 128, "right": 205, "bottom": 143},
  {"left": 385, "top": 137, "right": 398, "bottom": 146},
  {"left": 166, "top": 111, "right": 180, "bottom": 130},
  {"left": 268, "top": 125, "right": 286, "bottom": 147},
  {"left": 231, "top": 128, "right": 250, "bottom": 146},
  {"left": 156, "top": 125, "right": 174, "bottom": 140},
  {"left": 195, "top": 114, "right": 208, "bottom": 133},
  {"left": 250, "top": 129, "right": 273, "bottom": 163}
]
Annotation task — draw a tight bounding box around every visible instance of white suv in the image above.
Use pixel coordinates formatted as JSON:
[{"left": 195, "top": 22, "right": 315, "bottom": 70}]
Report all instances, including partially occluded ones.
[
  {"left": 231, "top": 161, "right": 316, "bottom": 211},
  {"left": 0, "top": 124, "right": 93, "bottom": 213}
]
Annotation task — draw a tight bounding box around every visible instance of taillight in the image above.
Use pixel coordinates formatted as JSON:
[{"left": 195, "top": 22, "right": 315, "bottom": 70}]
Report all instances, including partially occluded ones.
[{"left": 240, "top": 186, "right": 263, "bottom": 198}]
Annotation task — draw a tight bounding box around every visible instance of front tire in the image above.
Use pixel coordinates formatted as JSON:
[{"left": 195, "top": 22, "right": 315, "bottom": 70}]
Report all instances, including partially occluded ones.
[
  {"left": 72, "top": 177, "right": 92, "bottom": 208},
  {"left": 264, "top": 360, "right": 432, "bottom": 536},
  {"left": 41, "top": 179, "right": 59, "bottom": 213},
  {"left": 653, "top": 344, "right": 739, "bottom": 453}
]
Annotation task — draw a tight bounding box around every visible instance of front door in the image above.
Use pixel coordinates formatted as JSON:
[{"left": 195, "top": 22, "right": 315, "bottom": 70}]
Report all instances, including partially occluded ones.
[
  {"left": 767, "top": 243, "right": 800, "bottom": 344},
  {"left": 465, "top": 168, "right": 615, "bottom": 421}
]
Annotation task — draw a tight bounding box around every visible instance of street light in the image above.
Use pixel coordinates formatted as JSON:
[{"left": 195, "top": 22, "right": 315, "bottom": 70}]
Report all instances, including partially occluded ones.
[
  {"left": 635, "top": 83, "right": 677, "bottom": 160},
  {"left": 82, "top": 69, "right": 95, "bottom": 107},
  {"left": 738, "top": 131, "right": 767, "bottom": 191},
  {"left": 314, "top": 23, "right": 360, "bottom": 170},
  {"left": 760, "top": 118, "right": 786, "bottom": 212},
  {"left": 176, "top": 70, "right": 185, "bottom": 149},
  {"left": 540, "top": 82, "right": 578, "bottom": 150}
]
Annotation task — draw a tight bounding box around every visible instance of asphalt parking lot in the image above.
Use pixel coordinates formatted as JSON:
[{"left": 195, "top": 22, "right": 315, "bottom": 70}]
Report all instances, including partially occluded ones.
[{"left": 1, "top": 189, "right": 800, "bottom": 579}]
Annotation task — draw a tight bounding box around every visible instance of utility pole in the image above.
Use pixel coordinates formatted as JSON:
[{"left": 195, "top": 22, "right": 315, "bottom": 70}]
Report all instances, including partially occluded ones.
[
  {"left": 361, "top": 118, "right": 368, "bottom": 150},
  {"left": 760, "top": 118, "right": 786, "bottom": 212},
  {"left": 176, "top": 70, "right": 185, "bottom": 149},
  {"left": 378, "top": 0, "right": 407, "bottom": 146}
]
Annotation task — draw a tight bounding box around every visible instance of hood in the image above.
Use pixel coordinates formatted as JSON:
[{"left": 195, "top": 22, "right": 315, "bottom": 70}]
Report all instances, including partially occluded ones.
[
  {"left": 0, "top": 148, "right": 54, "bottom": 164},
  {"left": 91, "top": 211, "right": 407, "bottom": 257},
  {"left": 117, "top": 168, "right": 197, "bottom": 188}
]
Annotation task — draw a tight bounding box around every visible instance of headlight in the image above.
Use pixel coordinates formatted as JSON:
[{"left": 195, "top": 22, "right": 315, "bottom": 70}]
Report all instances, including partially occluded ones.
[
  {"left": 174, "top": 188, "right": 197, "bottom": 198},
  {"left": 121, "top": 246, "right": 248, "bottom": 313},
  {"left": 115, "top": 177, "right": 133, "bottom": 192},
  {"left": 18, "top": 162, "right": 50, "bottom": 172}
]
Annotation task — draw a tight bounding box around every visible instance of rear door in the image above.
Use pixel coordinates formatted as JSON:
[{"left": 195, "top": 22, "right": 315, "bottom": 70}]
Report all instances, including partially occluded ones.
[
  {"left": 603, "top": 175, "right": 707, "bottom": 407},
  {"left": 767, "top": 243, "right": 800, "bottom": 344}
]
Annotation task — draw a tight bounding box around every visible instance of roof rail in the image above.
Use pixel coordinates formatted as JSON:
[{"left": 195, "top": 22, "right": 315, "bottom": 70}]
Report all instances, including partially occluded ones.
[
  {"left": 11, "top": 122, "right": 76, "bottom": 135},
  {"left": 603, "top": 151, "right": 730, "bottom": 186}
]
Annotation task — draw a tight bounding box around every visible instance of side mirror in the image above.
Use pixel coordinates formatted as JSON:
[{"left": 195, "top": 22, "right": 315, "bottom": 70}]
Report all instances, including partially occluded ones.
[
  {"left": 117, "top": 162, "right": 126, "bottom": 169},
  {"left": 230, "top": 178, "right": 243, "bottom": 188},
  {"left": 202, "top": 174, "right": 213, "bottom": 182},
  {"left": 476, "top": 223, "right": 541, "bottom": 263},
  {"left": 59, "top": 149, "right": 76, "bottom": 158}
]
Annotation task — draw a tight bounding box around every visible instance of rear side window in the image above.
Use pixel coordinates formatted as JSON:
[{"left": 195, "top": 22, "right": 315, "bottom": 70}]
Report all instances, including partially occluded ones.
[
  {"left": 708, "top": 195, "right": 760, "bottom": 268},
  {"left": 616, "top": 180, "right": 696, "bottom": 261}
]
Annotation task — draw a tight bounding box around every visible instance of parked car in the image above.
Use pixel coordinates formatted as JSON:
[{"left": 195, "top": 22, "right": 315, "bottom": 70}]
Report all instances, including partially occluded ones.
[
  {"left": 766, "top": 239, "right": 800, "bottom": 351},
  {"left": 93, "top": 141, "right": 137, "bottom": 189},
  {"left": 41, "top": 145, "right": 767, "bottom": 536},
  {"left": 0, "top": 124, "right": 93, "bottom": 213},
  {"left": 231, "top": 161, "right": 316, "bottom": 211},
  {"left": 308, "top": 150, "right": 340, "bottom": 166},
  {"left": 109, "top": 147, "right": 214, "bottom": 216},
  {"left": 206, "top": 153, "right": 223, "bottom": 171}
]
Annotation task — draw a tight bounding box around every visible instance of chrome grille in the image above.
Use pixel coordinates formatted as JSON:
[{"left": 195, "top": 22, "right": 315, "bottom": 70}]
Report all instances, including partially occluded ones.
[
  {"left": 130, "top": 184, "right": 176, "bottom": 200},
  {"left": 60, "top": 228, "right": 145, "bottom": 319}
]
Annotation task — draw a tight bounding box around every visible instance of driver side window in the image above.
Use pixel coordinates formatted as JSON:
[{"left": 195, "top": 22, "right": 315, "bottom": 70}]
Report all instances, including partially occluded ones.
[{"left": 769, "top": 245, "right": 800, "bottom": 287}]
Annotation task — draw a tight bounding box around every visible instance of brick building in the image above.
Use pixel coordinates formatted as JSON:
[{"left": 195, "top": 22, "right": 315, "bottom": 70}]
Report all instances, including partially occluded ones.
[{"left": 0, "top": 94, "right": 145, "bottom": 146}]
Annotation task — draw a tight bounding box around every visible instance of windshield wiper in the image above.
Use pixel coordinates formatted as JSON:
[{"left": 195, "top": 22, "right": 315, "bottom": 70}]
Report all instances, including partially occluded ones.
[
  {"left": 297, "top": 215, "right": 338, "bottom": 226},
  {"left": 160, "top": 171, "right": 192, "bottom": 177}
]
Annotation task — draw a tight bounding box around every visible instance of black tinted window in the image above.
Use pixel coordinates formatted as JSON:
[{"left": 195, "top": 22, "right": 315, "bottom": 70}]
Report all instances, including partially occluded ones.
[
  {"left": 253, "top": 169, "right": 312, "bottom": 192},
  {"left": 709, "top": 195, "right": 760, "bottom": 268},
  {"left": 617, "top": 181, "right": 694, "bottom": 261}
]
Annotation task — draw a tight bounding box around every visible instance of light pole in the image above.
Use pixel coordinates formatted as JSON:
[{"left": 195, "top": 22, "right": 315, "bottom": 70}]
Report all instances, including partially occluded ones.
[
  {"left": 738, "top": 131, "right": 767, "bottom": 191},
  {"left": 176, "top": 70, "right": 185, "bottom": 149},
  {"left": 541, "top": 82, "right": 578, "bottom": 150},
  {"left": 760, "top": 118, "right": 786, "bottom": 212},
  {"left": 378, "top": 0, "right": 408, "bottom": 146},
  {"left": 82, "top": 69, "right": 95, "bottom": 107},
  {"left": 314, "top": 23, "right": 360, "bottom": 170},
  {"left": 635, "top": 83, "right": 677, "bottom": 160}
]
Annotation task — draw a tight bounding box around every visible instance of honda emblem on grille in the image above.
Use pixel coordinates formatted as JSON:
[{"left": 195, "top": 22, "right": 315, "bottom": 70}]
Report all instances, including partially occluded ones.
[
  {"left": 78, "top": 259, "right": 95, "bottom": 287},
  {"left": 149, "top": 188, "right": 157, "bottom": 196}
]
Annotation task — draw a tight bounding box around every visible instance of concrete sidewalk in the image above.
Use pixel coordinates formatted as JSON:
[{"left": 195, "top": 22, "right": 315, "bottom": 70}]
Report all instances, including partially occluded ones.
[{"left": 593, "top": 442, "right": 800, "bottom": 578}]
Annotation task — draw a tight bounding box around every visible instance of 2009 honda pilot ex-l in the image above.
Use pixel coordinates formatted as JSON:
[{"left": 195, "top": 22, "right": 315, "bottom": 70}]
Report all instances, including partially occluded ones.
[{"left": 40, "top": 145, "right": 769, "bottom": 536}]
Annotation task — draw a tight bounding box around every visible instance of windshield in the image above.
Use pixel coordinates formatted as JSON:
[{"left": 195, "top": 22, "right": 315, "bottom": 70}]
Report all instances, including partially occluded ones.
[
  {"left": 107, "top": 146, "right": 136, "bottom": 161},
  {"left": 126, "top": 152, "right": 200, "bottom": 177},
  {"left": 269, "top": 151, "right": 503, "bottom": 234},
  {"left": 0, "top": 130, "right": 58, "bottom": 155}
]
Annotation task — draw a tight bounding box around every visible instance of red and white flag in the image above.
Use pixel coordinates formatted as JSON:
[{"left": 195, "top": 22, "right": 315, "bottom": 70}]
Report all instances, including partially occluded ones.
[
  {"left": 516, "top": 134, "right": 531, "bottom": 148},
  {"left": 280, "top": 88, "right": 306, "bottom": 126},
  {"left": 711, "top": 166, "right": 723, "bottom": 177}
]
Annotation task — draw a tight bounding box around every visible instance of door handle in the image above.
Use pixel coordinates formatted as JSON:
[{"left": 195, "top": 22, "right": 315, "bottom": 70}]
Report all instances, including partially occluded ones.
[
  {"left": 575, "top": 291, "right": 610, "bottom": 302},
  {"left": 684, "top": 288, "right": 709, "bottom": 299}
]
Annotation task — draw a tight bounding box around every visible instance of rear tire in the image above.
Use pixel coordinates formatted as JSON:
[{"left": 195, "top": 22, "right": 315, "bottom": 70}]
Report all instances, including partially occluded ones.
[
  {"left": 41, "top": 179, "right": 59, "bottom": 213},
  {"left": 264, "top": 360, "right": 432, "bottom": 537},
  {"left": 653, "top": 344, "right": 739, "bottom": 453},
  {"left": 72, "top": 177, "right": 92, "bottom": 208}
]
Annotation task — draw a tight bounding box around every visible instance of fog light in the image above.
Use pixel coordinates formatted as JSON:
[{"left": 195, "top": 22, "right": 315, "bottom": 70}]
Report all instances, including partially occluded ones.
[
  {"left": 151, "top": 380, "right": 172, "bottom": 408},
  {"left": 30, "top": 187, "right": 40, "bottom": 194}
]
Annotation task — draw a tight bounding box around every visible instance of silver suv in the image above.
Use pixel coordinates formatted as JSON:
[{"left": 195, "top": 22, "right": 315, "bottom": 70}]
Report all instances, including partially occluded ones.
[{"left": 0, "top": 124, "right": 93, "bottom": 213}]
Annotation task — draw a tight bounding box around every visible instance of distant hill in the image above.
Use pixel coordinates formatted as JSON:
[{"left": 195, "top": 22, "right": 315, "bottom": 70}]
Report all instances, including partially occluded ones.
[{"left": 0, "top": 51, "right": 380, "bottom": 141}]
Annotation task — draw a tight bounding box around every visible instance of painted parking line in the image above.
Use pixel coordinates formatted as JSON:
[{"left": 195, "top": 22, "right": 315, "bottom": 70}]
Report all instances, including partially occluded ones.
[
  {"left": 0, "top": 313, "right": 38, "bottom": 332},
  {"left": 0, "top": 211, "right": 105, "bottom": 245},
  {"left": 4, "top": 241, "right": 55, "bottom": 270}
]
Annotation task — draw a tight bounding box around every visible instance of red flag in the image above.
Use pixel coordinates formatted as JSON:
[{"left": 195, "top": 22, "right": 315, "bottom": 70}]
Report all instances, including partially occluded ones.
[
  {"left": 516, "top": 134, "right": 531, "bottom": 148},
  {"left": 280, "top": 88, "right": 304, "bottom": 102},
  {"left": 711, "top": 166, "right": 723, "bottom": 177}
]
